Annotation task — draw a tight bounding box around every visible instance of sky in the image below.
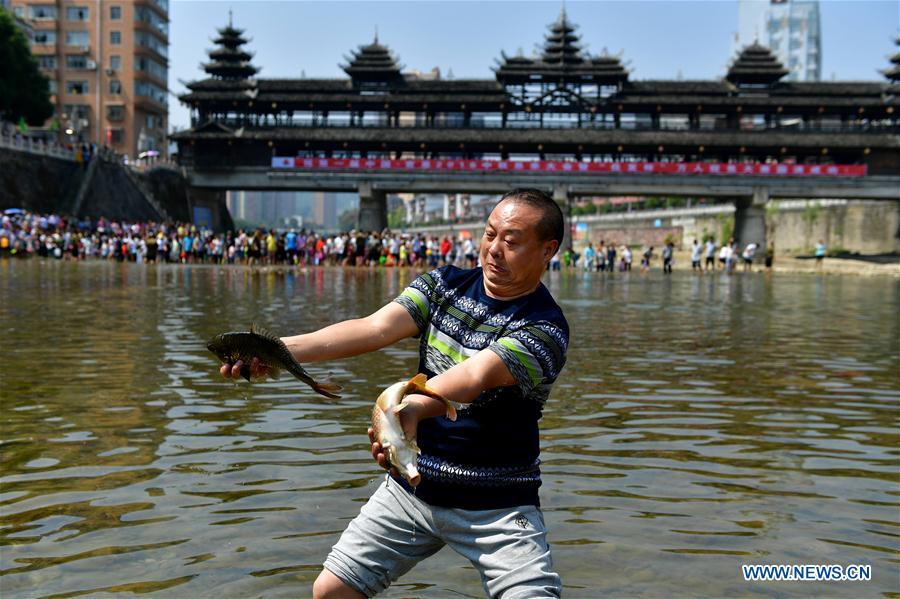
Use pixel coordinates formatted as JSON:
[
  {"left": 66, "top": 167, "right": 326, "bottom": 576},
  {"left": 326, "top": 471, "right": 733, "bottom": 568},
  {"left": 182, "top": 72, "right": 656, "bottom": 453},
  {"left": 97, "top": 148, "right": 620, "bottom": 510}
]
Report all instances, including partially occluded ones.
[{"left": 167, "top": 0, "right": 900, "bottom": 132}]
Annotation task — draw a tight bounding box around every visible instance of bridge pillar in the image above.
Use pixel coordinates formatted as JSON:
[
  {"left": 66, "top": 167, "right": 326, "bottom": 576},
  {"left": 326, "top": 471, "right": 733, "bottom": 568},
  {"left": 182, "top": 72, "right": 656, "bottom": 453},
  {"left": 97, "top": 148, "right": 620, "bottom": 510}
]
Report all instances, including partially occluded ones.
[
  {"left": 187, "top": 187, "right": 233, "bottom": 232},
  {"left": 733, "top": 187, "right": 768, "bottom": 249},
  {"left": 357, "top": 181, "right": 387, "bottom": 232},
  {"left": 553, "top": 183, "right": 573, "bottom": 252}
]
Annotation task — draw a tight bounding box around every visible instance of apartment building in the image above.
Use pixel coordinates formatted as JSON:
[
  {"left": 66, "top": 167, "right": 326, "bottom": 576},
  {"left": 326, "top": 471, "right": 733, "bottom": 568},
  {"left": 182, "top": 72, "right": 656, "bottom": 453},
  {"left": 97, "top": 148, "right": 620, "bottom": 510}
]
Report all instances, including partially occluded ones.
[{"left": 9, "top": 0, "right": 169, "bottom": 158}]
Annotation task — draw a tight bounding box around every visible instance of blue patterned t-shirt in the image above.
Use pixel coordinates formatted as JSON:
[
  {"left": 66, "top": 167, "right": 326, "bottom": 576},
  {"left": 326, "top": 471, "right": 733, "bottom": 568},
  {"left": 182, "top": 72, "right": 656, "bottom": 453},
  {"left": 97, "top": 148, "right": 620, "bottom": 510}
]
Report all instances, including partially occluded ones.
[{"left": 392, "top": 265, "right": 569, "bottom": 509}]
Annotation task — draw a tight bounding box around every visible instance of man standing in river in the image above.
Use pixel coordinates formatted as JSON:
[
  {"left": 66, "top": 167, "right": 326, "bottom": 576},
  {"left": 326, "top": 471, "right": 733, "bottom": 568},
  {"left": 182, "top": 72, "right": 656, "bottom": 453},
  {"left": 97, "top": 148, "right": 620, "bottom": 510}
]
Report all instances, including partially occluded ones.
[{"left": 221, "top": 188, "right": 569, "bottom": 598}]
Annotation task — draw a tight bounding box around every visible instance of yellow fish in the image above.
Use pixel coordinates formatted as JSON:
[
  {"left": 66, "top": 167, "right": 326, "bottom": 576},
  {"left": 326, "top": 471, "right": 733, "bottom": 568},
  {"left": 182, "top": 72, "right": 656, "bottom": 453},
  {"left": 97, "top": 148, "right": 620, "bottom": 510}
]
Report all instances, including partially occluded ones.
[{"left": 371, "top": 374, "right": 457, "bottom": 486}]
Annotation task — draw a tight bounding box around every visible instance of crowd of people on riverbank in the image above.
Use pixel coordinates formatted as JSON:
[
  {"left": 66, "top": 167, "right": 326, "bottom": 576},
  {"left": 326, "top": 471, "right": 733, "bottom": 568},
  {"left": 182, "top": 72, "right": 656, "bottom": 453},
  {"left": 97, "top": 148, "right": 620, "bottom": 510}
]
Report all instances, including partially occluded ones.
[
  {"left": 0, "top": 211, "right": 482, "bottom": 268},
  {"left": 560, "top": 237, "right": 776, "bottom": 273},
  {"left": 1, "top": 210, "right": 791, "bottom": 273}
]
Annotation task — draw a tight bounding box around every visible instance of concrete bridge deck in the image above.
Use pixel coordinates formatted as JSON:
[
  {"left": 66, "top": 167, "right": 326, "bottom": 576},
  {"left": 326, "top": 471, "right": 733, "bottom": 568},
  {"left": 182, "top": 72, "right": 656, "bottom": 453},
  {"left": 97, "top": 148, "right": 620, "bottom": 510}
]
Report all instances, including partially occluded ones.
[{"left": 188, "top": 166, "right": 900, "bottom": 201}]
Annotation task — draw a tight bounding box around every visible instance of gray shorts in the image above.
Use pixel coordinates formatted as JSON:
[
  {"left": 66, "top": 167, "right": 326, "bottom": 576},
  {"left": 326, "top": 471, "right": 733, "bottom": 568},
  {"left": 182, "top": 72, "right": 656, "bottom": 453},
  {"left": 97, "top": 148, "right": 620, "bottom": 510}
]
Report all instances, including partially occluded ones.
[{"left": 324, "top": 476, "right": 561, "bottom": 598}]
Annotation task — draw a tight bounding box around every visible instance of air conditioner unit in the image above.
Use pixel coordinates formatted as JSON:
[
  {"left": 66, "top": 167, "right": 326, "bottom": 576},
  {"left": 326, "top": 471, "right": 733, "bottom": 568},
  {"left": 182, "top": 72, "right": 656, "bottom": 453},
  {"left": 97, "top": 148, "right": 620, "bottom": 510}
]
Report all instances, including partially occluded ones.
[{"left": 86, "top": 59, "right": 97, "bottom": 70}]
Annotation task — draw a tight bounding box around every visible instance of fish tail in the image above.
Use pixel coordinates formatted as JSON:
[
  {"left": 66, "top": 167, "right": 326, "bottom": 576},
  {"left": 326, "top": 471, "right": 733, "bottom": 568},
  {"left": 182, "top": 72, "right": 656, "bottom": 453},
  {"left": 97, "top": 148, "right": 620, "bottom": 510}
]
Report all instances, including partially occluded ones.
[
  {"left": 313, "top": 381, "right": 343, "bottom": 399},
  {"left": 407, "top": 374, "right": 457, "bottom": 421}
]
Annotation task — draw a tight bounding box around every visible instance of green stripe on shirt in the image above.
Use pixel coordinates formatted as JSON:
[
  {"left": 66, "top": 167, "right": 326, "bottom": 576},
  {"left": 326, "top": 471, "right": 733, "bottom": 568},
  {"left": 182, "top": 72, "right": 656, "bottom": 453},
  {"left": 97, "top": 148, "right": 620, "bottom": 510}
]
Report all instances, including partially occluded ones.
[
  {"left": 497, "top": 338, "right": 543, "bottom": 387},
  {"left": 402, "top": 288, "right": 429, "bottom": 322}
]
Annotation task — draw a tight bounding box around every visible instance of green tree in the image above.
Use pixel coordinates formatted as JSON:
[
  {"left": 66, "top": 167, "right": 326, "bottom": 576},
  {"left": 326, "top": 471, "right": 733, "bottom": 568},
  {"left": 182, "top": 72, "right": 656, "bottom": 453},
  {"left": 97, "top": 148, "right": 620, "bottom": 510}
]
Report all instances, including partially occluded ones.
[
  {"left": 0, "top": 9, "right": 54, "bottom": 125},
  {"left": 387, "top": 205, "right": 406, "bottom": 229}
]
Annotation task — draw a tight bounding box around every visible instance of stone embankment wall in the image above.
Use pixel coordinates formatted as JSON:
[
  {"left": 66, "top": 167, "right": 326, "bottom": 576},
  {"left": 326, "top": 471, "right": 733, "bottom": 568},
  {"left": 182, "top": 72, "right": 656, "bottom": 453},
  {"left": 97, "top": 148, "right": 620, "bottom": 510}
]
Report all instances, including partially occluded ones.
[
  {"left": 0, "top": 147, "right": 199, "bottom": 224},
  {"left": 767, "top": 200, "right": 900, "bottom": 255},
  {"left": 0, "top": 148, "right": 82, "bottom": 213},
  {"left": 76, "top": 158, "right": 161, "bottom": 221},
  {"left": 138, "top": 167, "right": 191, "bottom": 223},
  {"left": 406, "top": 200, "right": 900, "bottom": 255}
]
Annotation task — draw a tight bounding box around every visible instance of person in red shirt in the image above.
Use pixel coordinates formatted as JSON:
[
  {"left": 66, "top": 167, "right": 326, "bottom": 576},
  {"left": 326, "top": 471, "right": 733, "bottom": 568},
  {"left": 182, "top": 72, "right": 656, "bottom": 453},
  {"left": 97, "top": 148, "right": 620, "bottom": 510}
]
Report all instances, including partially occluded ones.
[{"left": 439, "top": 236, "right": 452, "bottom": 264}]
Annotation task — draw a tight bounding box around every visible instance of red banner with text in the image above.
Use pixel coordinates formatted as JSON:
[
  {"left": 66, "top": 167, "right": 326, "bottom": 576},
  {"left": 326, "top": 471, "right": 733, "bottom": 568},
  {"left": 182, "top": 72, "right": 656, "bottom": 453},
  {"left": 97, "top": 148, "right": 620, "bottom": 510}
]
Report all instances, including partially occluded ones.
[{"left": 271, "top": 157, "right": 867, "bottom": 177}]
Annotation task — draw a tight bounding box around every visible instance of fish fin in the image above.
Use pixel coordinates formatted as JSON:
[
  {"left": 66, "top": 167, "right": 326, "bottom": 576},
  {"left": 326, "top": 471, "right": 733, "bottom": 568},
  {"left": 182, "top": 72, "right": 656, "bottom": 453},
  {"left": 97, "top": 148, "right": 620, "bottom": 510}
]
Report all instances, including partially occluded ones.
[
  {"left": 250, "top": 323, "right": 278, "bottom": 342},
  {"left": 240, "top": 364, "right": 252, "bottom": 382},
  {"left": 410, "top": 438, "right": 421, "bottom": 455},
  {"left": 312, "top": 381, "right": 342, "bottom": 399},
  {"left": 444, "top": 403, "right": 458, "bottom": 422},
  {"left": 407, "top": 373, "right": 428, "bottom": 387},
  {"left": 267, "top": 366, "right": 281, "bottom": 380},
  {"left": 408, "top": 374, "right": 457, "bottom": 422},
  {"left": 392, "top": 402, "right": 411, "bottom": 414}
]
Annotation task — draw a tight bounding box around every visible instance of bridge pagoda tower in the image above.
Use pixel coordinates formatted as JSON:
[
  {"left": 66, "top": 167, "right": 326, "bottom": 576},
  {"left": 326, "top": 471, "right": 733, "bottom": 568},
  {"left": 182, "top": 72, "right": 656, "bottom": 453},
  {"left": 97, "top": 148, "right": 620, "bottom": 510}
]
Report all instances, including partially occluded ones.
[
  {"left": 342, "top": 35, "right": 405, "bottom": 231},
  {"left": 727, "top": 43, "right": 789, "bottom": 251}
]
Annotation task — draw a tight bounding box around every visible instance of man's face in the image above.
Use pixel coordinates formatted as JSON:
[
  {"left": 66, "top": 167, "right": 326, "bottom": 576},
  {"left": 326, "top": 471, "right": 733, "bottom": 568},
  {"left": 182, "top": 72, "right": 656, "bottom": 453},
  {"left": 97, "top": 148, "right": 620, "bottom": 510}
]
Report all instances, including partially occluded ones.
[{"left": 480, "top": 199, "right": 558, "bottom": 298}]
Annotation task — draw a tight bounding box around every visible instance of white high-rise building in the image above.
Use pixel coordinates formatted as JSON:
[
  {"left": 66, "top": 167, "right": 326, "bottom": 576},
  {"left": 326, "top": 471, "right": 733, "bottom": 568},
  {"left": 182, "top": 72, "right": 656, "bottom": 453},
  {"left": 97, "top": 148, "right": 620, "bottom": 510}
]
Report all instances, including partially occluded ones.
[{"left": 736, "top": 0, "right": 821, "bottom": 82}]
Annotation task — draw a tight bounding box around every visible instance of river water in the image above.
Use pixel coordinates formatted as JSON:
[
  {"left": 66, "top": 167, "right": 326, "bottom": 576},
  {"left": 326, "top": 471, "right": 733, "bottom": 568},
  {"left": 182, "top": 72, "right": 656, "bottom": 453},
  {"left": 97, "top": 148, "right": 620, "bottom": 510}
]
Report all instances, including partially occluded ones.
[{"left": 1, "top": 260, "right": 898, "bottom": 598}]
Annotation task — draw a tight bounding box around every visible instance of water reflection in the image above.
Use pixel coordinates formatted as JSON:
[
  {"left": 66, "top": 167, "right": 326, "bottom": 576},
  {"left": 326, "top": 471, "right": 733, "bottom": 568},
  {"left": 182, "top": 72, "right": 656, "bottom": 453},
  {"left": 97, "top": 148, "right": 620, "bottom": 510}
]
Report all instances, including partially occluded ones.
[{"left": 1, "top": 261, "right": 898, "bottom": 597}]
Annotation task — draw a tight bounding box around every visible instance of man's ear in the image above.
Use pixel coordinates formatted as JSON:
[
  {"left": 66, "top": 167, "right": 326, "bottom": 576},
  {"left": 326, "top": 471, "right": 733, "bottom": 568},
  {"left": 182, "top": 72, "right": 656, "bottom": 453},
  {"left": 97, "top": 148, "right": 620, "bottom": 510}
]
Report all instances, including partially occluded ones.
[{"left": 543, "top": 240, "right": 559, "bottom": 261}]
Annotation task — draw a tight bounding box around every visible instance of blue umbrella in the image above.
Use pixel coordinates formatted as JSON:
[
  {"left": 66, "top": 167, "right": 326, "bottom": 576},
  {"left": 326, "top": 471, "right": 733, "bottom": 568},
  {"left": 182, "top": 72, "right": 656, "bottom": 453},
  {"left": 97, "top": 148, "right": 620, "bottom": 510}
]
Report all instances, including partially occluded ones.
[{"left": 3, "top": 208, "right": 25, "bottom": 215}]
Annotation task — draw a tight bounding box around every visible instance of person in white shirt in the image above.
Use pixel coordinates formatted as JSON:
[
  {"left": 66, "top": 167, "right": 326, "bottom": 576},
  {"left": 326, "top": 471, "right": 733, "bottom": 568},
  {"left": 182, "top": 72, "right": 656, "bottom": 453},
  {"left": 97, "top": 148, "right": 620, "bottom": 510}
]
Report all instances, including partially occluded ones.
[
  {"left": 622, "top": 246, "right": 633, "bottom": 271},
  {"left": 718, "top": 244, "right": 731, "bottom": 270},
  {"left": 705, "top": 238, "right": 716, "bottom": 271},
  {"left": 463, "top": 237, "right": 476, "bottom": 267},
  {"left": 742, "top": 243, "right": 758, "bottom": 271},
  {"left": 691, "top": 239, "right": 702, "bottom": 271}
]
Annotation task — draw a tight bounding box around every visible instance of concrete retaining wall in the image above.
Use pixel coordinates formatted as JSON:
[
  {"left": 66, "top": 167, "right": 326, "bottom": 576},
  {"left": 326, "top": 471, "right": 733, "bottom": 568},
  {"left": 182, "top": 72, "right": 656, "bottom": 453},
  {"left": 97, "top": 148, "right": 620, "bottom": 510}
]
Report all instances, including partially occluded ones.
[
  {"left": 405, "top": 200, "right": 900, "bottom": 255},
  {"left": 767, "top": 200, "right": 900, "bottom": 254},
  {"left": 0, "top": 147, "right": 82, "bottom": 213}
]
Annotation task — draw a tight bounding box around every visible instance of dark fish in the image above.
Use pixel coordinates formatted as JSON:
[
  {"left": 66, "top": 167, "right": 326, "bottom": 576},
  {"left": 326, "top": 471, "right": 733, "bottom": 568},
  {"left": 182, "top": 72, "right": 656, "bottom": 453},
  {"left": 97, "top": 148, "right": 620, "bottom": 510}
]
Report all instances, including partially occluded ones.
[{"left": 207, "top": 324, "right": 342, "bottom": 399}]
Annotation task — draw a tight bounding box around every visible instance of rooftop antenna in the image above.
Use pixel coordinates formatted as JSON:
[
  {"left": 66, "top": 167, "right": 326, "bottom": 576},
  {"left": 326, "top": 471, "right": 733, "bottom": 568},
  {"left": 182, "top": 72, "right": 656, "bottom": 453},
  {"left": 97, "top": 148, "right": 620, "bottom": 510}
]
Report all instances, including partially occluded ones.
[
  {"left": 228, "top": 8, "right": 233, "bottom": 27},
  {"left": 374, "top": 25, "right": 379, "bottom": 44}
]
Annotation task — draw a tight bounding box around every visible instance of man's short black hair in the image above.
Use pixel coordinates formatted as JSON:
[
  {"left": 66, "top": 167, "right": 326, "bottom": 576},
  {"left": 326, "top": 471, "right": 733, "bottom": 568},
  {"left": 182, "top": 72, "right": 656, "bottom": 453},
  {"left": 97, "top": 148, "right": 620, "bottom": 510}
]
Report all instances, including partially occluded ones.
[{"left": 498, "top": 188, "right": 564, "bottom": 248}]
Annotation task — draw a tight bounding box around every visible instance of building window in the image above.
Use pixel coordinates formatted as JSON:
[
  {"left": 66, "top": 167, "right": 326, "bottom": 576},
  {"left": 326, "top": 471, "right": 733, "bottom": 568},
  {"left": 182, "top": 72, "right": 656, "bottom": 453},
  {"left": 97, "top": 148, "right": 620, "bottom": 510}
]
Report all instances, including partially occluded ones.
[
  {"left": 27, "top": 5, "right": 57, "bottom": 20},
  {"left": 65, "top": 31, "right": 89, "bottom": 46},
  {"left": 110, "top": 31, "right": 121, "bottom": 45},
  {"left": 110, "top": 5, "right": 122, "bottom": 20},
  {"left": 107, "top": 105, "right": 125, "bottom": 122},
  {"left": 109, "top": 79, "right": 122, "bottom": 95},
  {"left": 146, "top": 114, "right": 157, "bottom": 129},
  {"left": 65, "top": 6, "right": 89, "bottom": 21},
  {"left": 37, "top": 55, "right": 57, "bottom": 69},
  {"left": 13, "top": 6, "right": 25, "bottom": 18},
  {"left": 135, "top": 31, "right": 167, "bottom": 58},
  {"left": 66, "top": 81, "right": 89, "bottom": 95},
  {"left": 108, "top": 128, "right": 124, "bottom": 144},
  {"left": 65, "top": 55, "right": 89, "bottom": 69},
  {"left": 134, "top": 80, "right": 167, "bottom": 104},
  {"left": 137, "top": 55, "right": 167, "bottom": 81},
  {"left": 32, "top": 31, "right": 57, "bottom": 44},
  {"left": 109, "top": 55, "right": 121, "bottom": 71},
  {"left": 64, "top": 104, "right": 90, "bottom": 120},
  {"left": 134, "top": 5, "right": 168, "bottom": 36},
  {"left": 48, "top": 80, "right": 58, "bottom": 94}
]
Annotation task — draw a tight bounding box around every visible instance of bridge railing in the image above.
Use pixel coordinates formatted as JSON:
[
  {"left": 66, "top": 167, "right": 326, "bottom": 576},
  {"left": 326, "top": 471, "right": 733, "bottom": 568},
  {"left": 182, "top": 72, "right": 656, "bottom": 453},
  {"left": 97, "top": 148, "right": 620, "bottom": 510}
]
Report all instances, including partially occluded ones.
[{"left": 0, "top": 132, "right": 76, "bottom": 161}]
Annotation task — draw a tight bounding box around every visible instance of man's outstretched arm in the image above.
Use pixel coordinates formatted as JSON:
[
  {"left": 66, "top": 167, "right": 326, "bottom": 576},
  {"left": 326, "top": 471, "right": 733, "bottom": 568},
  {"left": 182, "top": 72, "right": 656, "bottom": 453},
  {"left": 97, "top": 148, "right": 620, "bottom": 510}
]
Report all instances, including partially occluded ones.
[{"left": 221, "top": 302, "right": 419, "bottom": 379}]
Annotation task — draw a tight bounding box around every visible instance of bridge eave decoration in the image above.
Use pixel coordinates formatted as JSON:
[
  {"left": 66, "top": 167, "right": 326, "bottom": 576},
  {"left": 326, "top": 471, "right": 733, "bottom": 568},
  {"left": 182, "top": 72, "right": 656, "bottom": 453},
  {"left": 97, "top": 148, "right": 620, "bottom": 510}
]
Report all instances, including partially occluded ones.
[
  {"left": 881, "top": 38, "right": 900, "bottom": 83},
  {"left": 204, "top": 22, "right": 260, "bottom": 81},
  {"left": 341, "top": 36, "right": 404, "bottom": 87},
  {"left": 726, "top": 43, "right": 789, "bottom": 87},
  {"left": 494, "top": 8, "right": 629, "bottom": 89}
]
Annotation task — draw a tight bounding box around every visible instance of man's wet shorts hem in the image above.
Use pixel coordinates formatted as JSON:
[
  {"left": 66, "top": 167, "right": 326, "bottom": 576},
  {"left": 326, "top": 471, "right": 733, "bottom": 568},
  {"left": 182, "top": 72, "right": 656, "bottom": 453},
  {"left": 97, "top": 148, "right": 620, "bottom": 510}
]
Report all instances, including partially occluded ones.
[{"left": 323, "top": 477, "right": 561, "bottom": 597}]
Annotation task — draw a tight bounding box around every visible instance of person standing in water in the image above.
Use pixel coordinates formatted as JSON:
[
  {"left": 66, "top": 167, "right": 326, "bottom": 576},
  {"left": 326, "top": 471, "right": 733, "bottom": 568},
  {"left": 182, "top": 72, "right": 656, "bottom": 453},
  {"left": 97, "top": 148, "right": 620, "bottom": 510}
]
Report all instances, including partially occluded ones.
[{"left": 221, "top": 189, "right": 569, "bottom": 598}]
